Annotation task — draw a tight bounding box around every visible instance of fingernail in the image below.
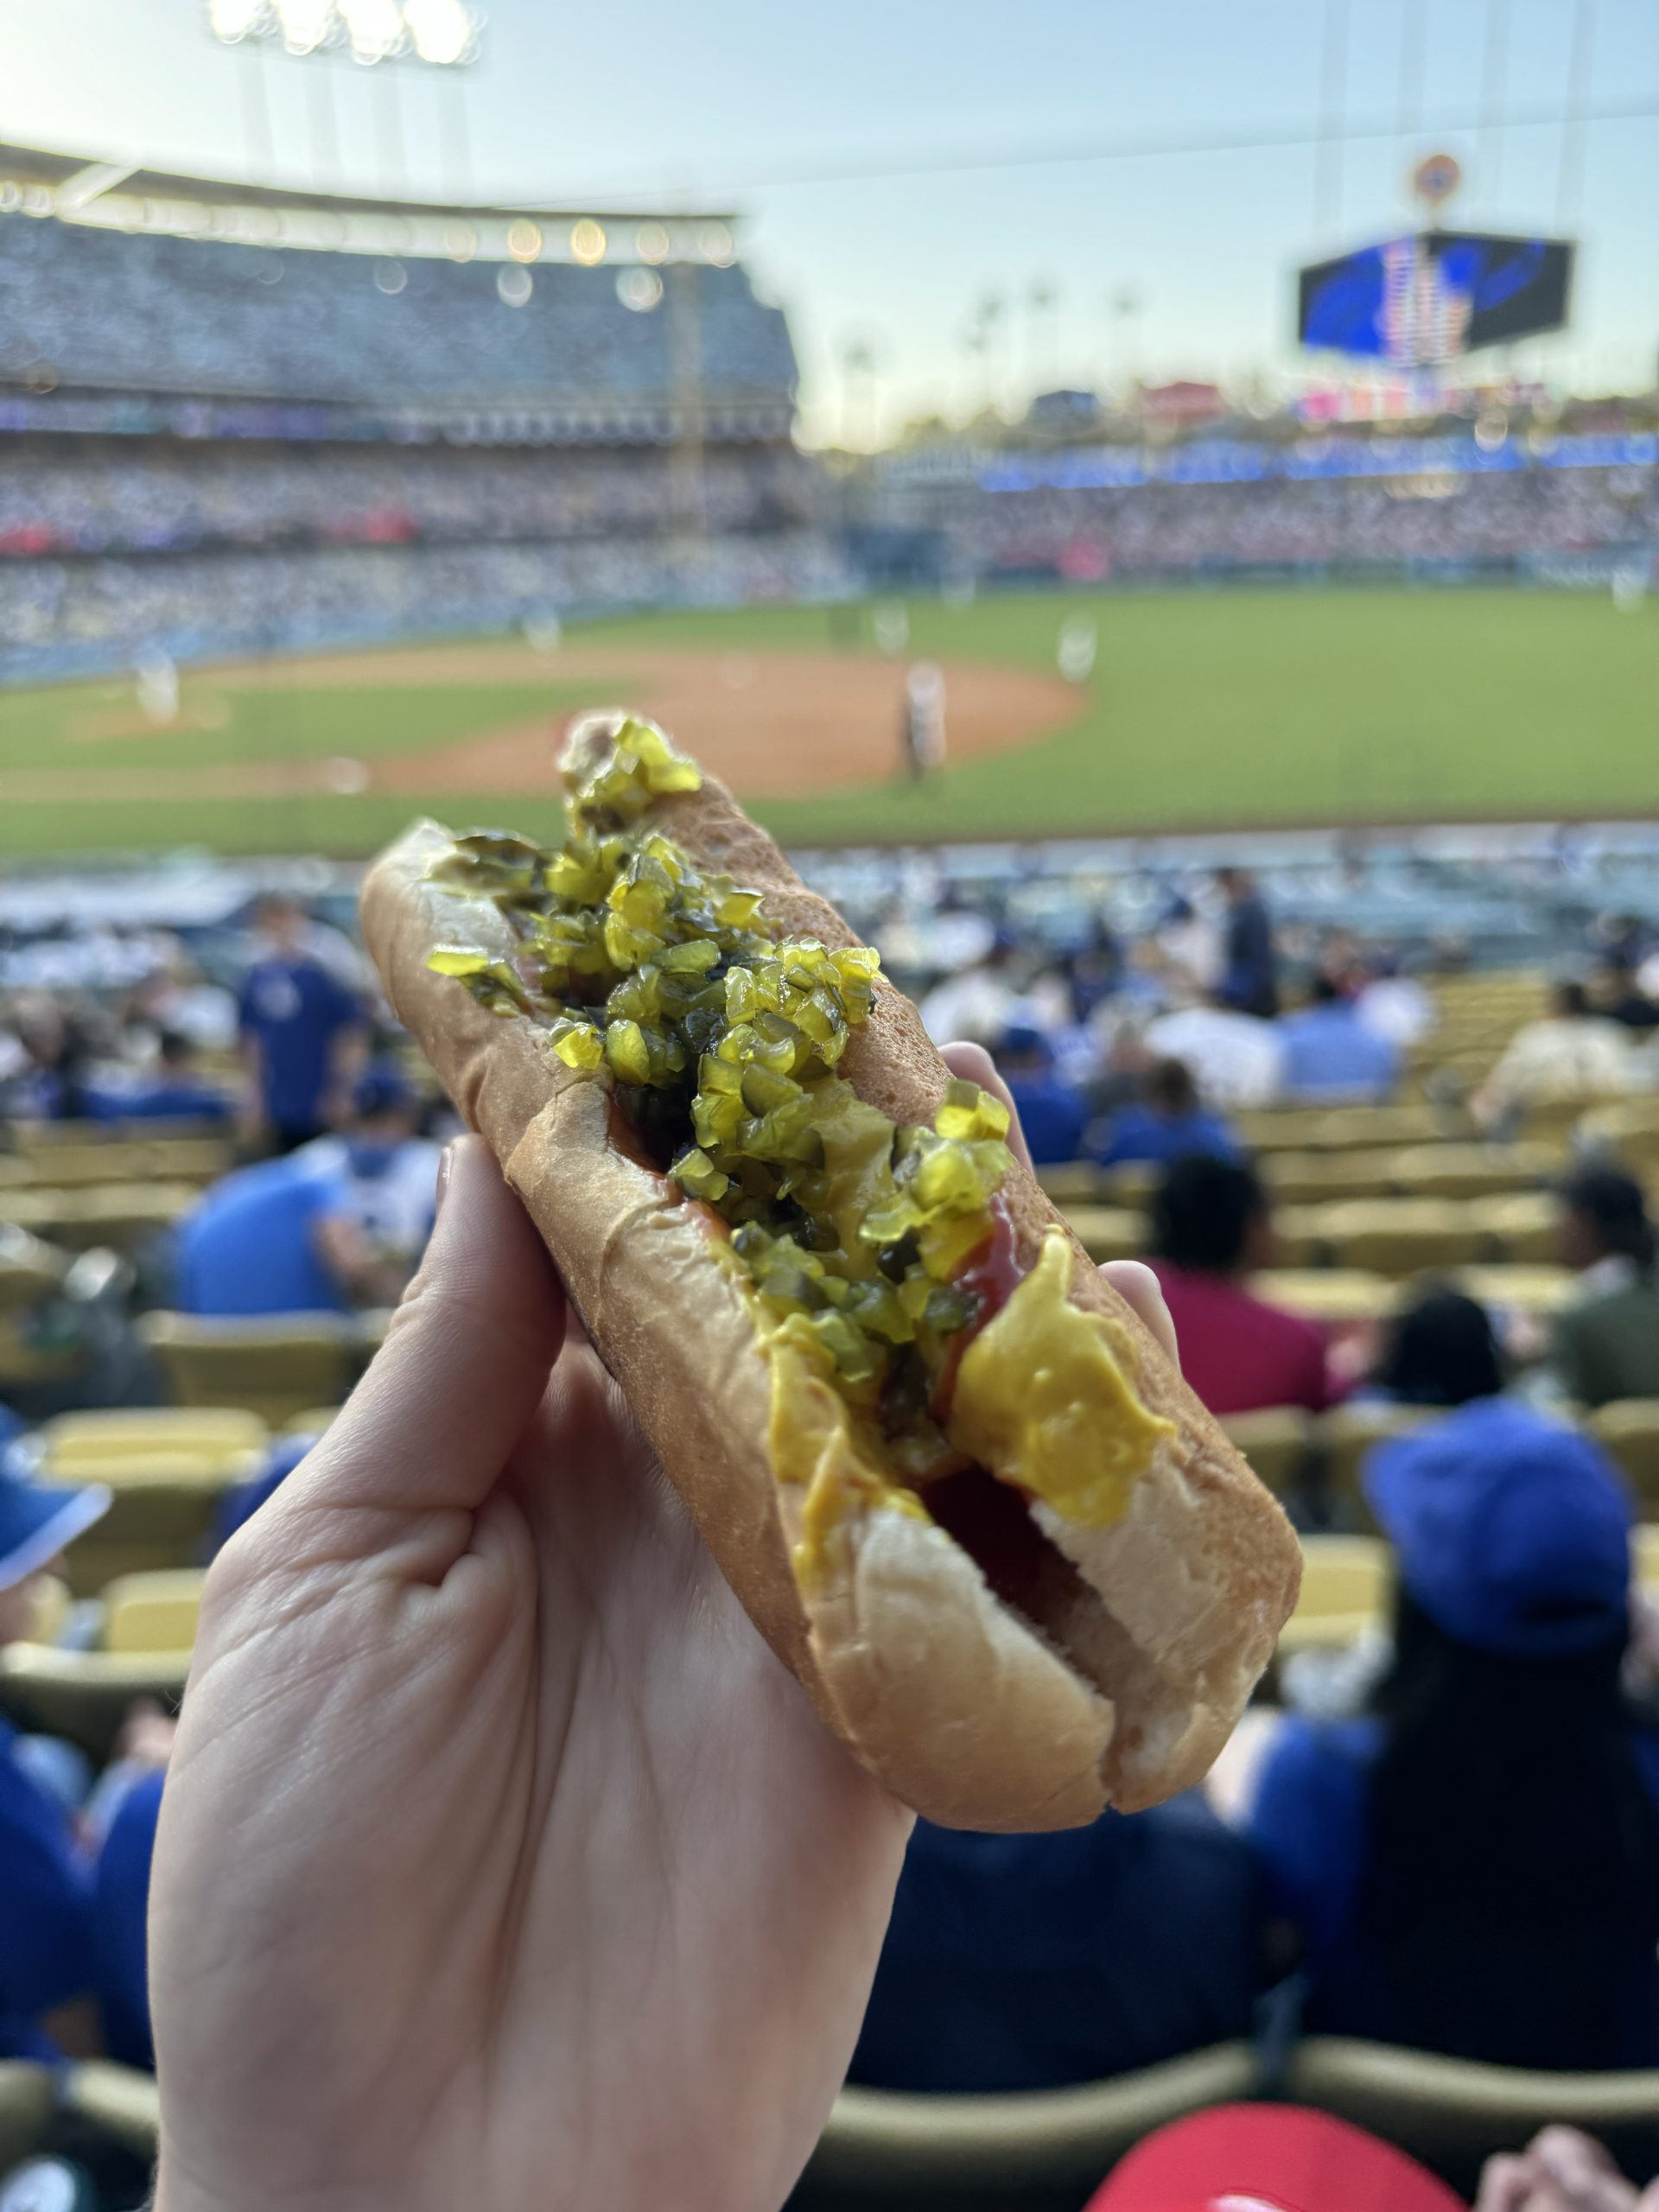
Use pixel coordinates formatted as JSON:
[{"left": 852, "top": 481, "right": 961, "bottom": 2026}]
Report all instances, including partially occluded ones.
[{"left": 435, "top": 1143, "right": 454, "bottom": 1217}]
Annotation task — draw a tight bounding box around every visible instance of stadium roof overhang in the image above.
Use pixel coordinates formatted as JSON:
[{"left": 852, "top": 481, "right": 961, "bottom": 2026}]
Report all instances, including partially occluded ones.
[{"left": 0, "top": 141, "right": 741, "bottom": 267}]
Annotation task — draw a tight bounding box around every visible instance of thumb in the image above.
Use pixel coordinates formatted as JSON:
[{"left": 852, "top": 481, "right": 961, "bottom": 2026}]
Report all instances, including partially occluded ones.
[{"left": 281, "top": 1134, "right": 566, "bottom": 1524}]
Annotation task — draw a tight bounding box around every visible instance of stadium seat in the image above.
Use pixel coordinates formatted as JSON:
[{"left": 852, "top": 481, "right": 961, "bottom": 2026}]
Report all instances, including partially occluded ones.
[
  {"left": 102, "top": 1568, "right": 207, "bottom": 1656},
  {"left": 1580, "top": 1100, "right": 1659, "bottom": 1169},
  {"left": 1217, "top": 1408, "right": 1314, "bottom": 1497},
  {"left": 1466, "top": 1191, "right": 1560, "bottom": 1264},
  {"left": 1451, "top": 1263, "right": 1575, "bottom": 1315},
  {"left": 283, "top": 1406, "right": 341, "bottom": 1434},
  {"left": 1320, "top": 1403, "right": 1432, "bottom": 1528},
  {"left": 62, "top": 2062, "right": 162, "bottom": 2161},
  {"left": 0, "top": 1143, "right": 156, "bottom": 1188},
  {"left": 1260, "top": 1154, "right": 1394, "bottom": 1206},
  {"left": 0, "top": 1641, "right": 190, "bottom": 1762},
  {"left": 1306, "top": 1104, "right": 1469, "bottom": 1153},
  {"left": 56, "top": 1476, "right": 230, "bottom": 1598},
  {"left": 1587, "top": 1401, "right": 1659, "bottom": 1516},
  {"left": 1034, "top": 1161, "right": 1099, "bottom": 1207},
  {"left": 1383, "top": 1141, "right": 1559, "bottom": 1200},
  {"left": 1065, "top": 1207, "right": 1144, "bottom": 1267},
  {"left": 37, "top": 1405, "right": 268, "bottom": 1476},
  {"left": 0, "top": 2063, "right": 55, "bottom": 2171},
  {"left": 0, "top": 1226, "right": 68, "bottom": 1312},
  {"left": 141, "top": 1135, "right": 235, "bottom": 1183},
  {"left": 1284, "top": 2038, "right": 1659, "bottom": 2197},
  {"left": 791, "top": 2044, "right": 1259, "bottom": 2212},
  {"left": 138, "top": 1311, "right": 361, "bottom": 1425},
  {"left": 1634, "top": 1523, "right": 1659, "bottom": 1601},
  {"left": 1312, "top": 1198, "right": 1484, "bottom": 1277},
  {"left": 0, "top": 1182, "right": 198, "bottom": 1250},
  {"left": 1249, "top": 1269, "right": 1397, "bottom": 1325},
  {"left": 1096, "top": 1161, "right": 1158, "bottom": 1211},
  {"left": 1277, "top": 1534, "right": 1390, "bottom": 1655},
  {"left": 1259, "top": 1205, "right": 1330, "bottom": 1270}
]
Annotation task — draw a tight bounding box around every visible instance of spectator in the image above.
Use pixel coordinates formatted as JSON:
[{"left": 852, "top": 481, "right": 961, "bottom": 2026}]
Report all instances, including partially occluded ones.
[
  {"left": 86, "top": 1029, "right": 232, "bottom": 1126},
  {"left": 849, "top": 1795, "right": 1268, "bottom": 2094},
  {"left": 918, "top": 933, "right": 1020, "bottom": 1050},
  {"left": 88, "top": 1765, "right": 163, "bottom": 2069},
  {"left": 176, "top": 1069, "right": 437, "bottom": 1315},
  {"left": 1548, "top": 1166, "right": 1659, "bottom": 1409},
  {"left": 1154, "top": 891, "right": 1222, "bottom": 1002},
  {"left": 1087, "top": 2104, "right": 1466, "bottom": 2212},
  {"left": 9, "top": 1002, "right": 96, "bottom": 1122},
  {"left": 1091, "top": 1056, "right": 1240, "bottom": 1170},
  {"left": 1145, "top": 988, "right": 1285, "bottom": 1110},
  {"left": 1595, "top": 959, "right": 1659, "bottom": 1035},
  {"left": 238, "top": 894, "right": 366, "bottom": 1153},
  {"left": 990, "top": 1023, "right": 1085, "bottom": 1166},
  {"left": 0, "top": 1455, "right": 111, "bottom": 2058},
  {"left": 1278, "top": 976, "right": 1401, "bottom": 1104},
  {"left": 1472, "top": 979, "right": 1638, "bottom": 1132},
  {"left": 1147, "top": 1156, "right": 1337, "bottom": 1415},
  {"left": 1249, "top": 1405, "right": 1659, "bottom": 2068},
  {"left": 1356, "top": 957, "right": 1434, "bottom": 1051},
  {"left": 1216, "top": 865, "right": 1279, "bottom": 1020},
  {"left": 1368, "top": 1287, "right": 1504, "bottom": 1408}
]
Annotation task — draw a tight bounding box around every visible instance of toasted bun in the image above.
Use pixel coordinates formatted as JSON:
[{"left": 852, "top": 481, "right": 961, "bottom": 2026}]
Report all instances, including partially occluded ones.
[{"left": 359, "top": 715, "right": 1300, "bottom": 1828}]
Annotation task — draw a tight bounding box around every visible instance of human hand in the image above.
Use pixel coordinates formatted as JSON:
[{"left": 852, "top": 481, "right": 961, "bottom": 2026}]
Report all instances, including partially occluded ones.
[
  {"left": 1476, "top": 2127, "right": 1659, "bottom": 2212},
  {"left": 149, "top": 1133, "right": 910, "bottom": 2212}
]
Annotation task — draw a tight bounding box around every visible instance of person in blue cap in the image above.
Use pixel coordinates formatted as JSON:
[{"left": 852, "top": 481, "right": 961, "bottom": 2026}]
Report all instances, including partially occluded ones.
[
  {"left": 0, "top": 1454, "right": 110, "bottom": 2061},
  {"left": 1248, "top": 1401, "right": 1659, "bottom": 2069},
  {"left": 989, "top": 1022, "right": 1086, "bottom": 1167}
]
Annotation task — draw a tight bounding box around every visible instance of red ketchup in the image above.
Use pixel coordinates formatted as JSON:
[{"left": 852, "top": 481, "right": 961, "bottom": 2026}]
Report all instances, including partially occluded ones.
[
  {"left": 605, "top": 1097, "right": 669, "bottom": 1186},
  {"left": 931, "top": 1197, "right": 1025, "bottom": 1424}
]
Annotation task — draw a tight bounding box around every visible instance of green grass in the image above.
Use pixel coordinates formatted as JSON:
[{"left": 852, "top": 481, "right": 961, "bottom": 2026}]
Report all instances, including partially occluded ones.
[{"left": 1, "top": 587, "right": 1654, "bottom": 858}]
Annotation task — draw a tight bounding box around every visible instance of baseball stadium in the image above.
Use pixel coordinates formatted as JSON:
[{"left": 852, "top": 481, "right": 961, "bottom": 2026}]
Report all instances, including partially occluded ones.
[{"left": 3, "top": 3, "right": 1659, "bottom": 2207}]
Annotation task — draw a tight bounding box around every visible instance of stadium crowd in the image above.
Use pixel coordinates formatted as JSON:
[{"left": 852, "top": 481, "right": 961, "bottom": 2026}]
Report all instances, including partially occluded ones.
[{"left": 924, "top": 461, "right": 1658, "bottom": 580}]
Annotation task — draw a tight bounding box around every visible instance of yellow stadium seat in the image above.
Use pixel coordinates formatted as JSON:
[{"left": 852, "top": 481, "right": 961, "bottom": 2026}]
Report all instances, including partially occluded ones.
[
  {"left": 0, "top": 1229, "right": 68, "bottom": 1313},
  {"left": 27, "top": 1574, "right": 71, "bottom": 1645},
  {"left": 1277, "top": 1534, "right": 1391, "bottom": 1655},
  {"left": 63, "top": 2061, "right": 162, "bottom": 2161},
  {"left": 1589, "top": 1402, "right": 1659, "bottom": 1516},
  {"left": 1034, "top": 1160, "right": 1099, "bottom": 1206},
  {"left": 1285, "top": 2038, "right": 1659, "bottom": 2198},
  {"left": 1262, "top": 1205, "right": 1331, "bottom": 1270},
  {"left": 1383, "top": 1141, "right": 1560, "bottom": 1200},
  {"left": 1261, "top": 1153, "right": 1395, "bottom": 1205},
  {"left": 142, "top": 1135, "right": 235, "bottom": 1183},
  {"left": 283, "top": 1405, "right": 342, "bottom": 1434},
  {"left": 1249, "top": 1269, "right": 1397, "bottom": 1325},
  {"left": 1218, "top": 1408, "right": 1314, "bottom": 1497},
  {"left": 1581, "top": 1100, "right": 1659, "bottom": 1168},
  {"left": 1306, "top": 1104, "right": 1469, "bottom": 1153},
  {"left": 1312, "top": 1198, "right": 1484, "bottom": 1277},
  {"left": 1065, "top": 1207, "right": 1144, "bottom": 1266},
  {"left": 1096, "top": 1161, "right": 1158, "bottom": 1211},
  {"left": 1466, "top": 1191, "right": 1560, "bottom": 1265},
  {"left": 57, "top": 1478, "right": 229, "bottom": 1598},
  {"left": 102, "top": 1567, "right": 207, "bottom": 1656},
  {"left": 1452, "top": 1263, "right": 1576, "bottom": 1315},
  {"left": 0, "top": 2062, "right": 55, "bottom": 2171},
  {"left": 139, "top": 1311, "right": 363, "bottom": 1425},
  {"left": 0, "top": 1642, "right": 189, "bottom": 1762},
  {"left": 1321, "top": 1402, "right": 1433, "bottom": 1526},
  {"left": 0, "top": 1183, "right": 199, "bottom": 1249},
  {"left": 1634, "top": 1523, "right": 1659, "bottom": 1600},
  {"left": 793, "top": 2044, "right": 1259, "bottom": 2212},
  {"left": 39, "top": 1405, "right": 268, "bottom": 1474},
  {"left": 1232, "top": 1107, "right": 1333, "bottom": 1153}
]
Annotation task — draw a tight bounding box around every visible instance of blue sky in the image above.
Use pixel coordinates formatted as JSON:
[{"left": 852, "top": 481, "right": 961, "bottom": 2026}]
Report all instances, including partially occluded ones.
[{"left": 4, "top": 0, "right": 1656, "bottom": 442}]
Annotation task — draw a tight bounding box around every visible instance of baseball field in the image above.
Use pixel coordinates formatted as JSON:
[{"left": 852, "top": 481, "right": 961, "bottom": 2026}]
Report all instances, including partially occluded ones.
[{"left": 0, "top": 586, "right": 1653, "bottom": 858}]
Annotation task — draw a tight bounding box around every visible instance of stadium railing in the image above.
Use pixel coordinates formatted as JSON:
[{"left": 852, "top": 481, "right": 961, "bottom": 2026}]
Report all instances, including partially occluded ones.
[
  {"left": 1283, "top": 2039, "right": 1659, "bottom": 2197},
  {"left": 791, "top": 2044, "right": 1258, "bottom": 2212}
]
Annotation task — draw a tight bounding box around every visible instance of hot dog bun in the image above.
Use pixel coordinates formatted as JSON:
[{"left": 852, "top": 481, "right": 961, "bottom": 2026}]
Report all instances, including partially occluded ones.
[{"left": 360, "top": 712, "right": 1300, "bottom": 1829}]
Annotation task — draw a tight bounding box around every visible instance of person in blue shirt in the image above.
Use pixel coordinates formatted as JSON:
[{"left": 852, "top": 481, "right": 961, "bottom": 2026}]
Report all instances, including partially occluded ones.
[
  {"left": 1276, "top": 976, "right": 1400, "bottom": 1103},
  {"left": 991, "top": 1022, "right": 1086, "bottom": 1166},
  {"left": 238, "top": 895, "right": 365, "bottom": 1152},
  {"left": 1092, "top": 1056, "right": 1241, "bottom": 1171},
  {"left": 850, "top": 1791, "right": 1268, "bottom": 2093},
  {"left": 1249, "top": 1401, "right": 1659, "bottom": 2069},
  {"left": 1217, "top": 866, "right": 1280, "bottom": 1020},
  {"left": 0, "top": 1456, "right": 111, "bottom": 2061},
  {"left": 89, "top": 1766, "right": 164, "bottom": 2069},
  {"left": 85, "top": 1031, "right": 233, "bottom": 1128}
]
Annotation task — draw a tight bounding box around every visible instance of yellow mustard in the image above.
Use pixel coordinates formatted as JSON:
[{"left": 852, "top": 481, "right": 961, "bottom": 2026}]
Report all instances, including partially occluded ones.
[
  {"left": 948, "top": 1229, "right": 1175, "bottom": 1528},
  {"left": 766, "top": 1338, "right": 926, "bottom": 1580}
]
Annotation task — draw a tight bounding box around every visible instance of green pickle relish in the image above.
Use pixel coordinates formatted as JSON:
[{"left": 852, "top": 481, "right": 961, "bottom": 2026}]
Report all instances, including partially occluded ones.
[{"left": 426, "top": 719, "right": 1016, "bottom": 1476}]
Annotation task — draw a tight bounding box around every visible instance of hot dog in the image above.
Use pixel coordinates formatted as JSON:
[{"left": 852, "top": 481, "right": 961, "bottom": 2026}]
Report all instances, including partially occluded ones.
[{"left": 360, "top": 712, "right": 1300, "bottom": 1831}]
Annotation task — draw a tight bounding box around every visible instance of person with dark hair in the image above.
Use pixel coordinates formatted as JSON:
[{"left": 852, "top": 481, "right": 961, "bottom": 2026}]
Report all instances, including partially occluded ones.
[
  {"left": 238, "top": 893, "right": 367, "bottom": 1152},
  {"left": 1472, "top": 977, "right": 1637, "bottom": 1131},
  {"left": 1215, "top": 866, "right": 1280, "bottom": 1020},
  {"left": 1370, "top": 1287, "right": 1504, "bottom": 1408},
  {"left": 1091, "top": 1056, "right": 1241, "bottom": 1170},
  {"left": 1594, "top": 958, "right": 1659, "bottom": 1035},
  {"left": 1147, "top": 1155, "right": 1337, "bottom": 1415},
  {"left": 989, "top": 1023, "right": 1086, "bottom": 1166},
  {"left": 1278, "top": 975, "right": 1399, "bottom": 1103},
  {"left": 85, "top": 1030, "right": 233, "bottom": 1126},
  {"left": 1549, "top": 1166, "right": 1659, "bottom": 1408},
  {"left": 1249, "top": 1407, "right": 1659, "bottom": 2069}
]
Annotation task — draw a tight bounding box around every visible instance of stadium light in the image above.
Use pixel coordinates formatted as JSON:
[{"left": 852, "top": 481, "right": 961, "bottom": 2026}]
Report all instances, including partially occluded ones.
[
  {"left": 339, "top": 0, "right": 405, "bottom": 62},
  {"left": 206, "top": 0, "right": 483, "bottom": 64}
]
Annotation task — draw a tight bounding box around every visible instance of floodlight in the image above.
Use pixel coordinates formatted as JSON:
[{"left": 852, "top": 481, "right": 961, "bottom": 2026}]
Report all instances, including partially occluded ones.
[
  {"left": 617, "top": 267, "right": 663, "bottom": 313},
  {"left": 497, "top": 265, "right": 532, "bottom": 307},
  {"left": 339, "top": 0, "right": 404, "bottom": 60},
  {"left": 697, "top": 220, "right": 734, "bottom": 267},
  {"left": 569, "top": 218, "right": 606, "bottom": 267},
  {"left": 273, "top": 0, "right": 336, "bottom": 54},
  {"left": 207, "top": 0, "right": 270, "bottom": 40},
  {"left": 404, "top": 0, "right": 476, "bottom": 65},
  {"left": 506, "top": 218, "right": 542, "bottom": 264},
  {"left": 634, "top": 220, "right": 670, "bottom": 266}
]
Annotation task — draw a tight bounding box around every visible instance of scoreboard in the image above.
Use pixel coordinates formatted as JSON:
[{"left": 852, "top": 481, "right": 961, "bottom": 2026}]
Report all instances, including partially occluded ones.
[{"left": 1298, "top": 232, "right": 1573, "bottom": 365}]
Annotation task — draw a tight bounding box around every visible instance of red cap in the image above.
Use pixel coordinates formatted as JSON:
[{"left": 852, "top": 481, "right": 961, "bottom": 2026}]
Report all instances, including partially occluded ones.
[{"left": 1084, "top": 2104, "right": 1465, "bottom": 2212}]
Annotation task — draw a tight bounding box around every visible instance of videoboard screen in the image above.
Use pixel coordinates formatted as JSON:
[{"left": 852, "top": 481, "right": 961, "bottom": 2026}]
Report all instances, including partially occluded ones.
[{"left": 1298, "top": 232, "right": 1573, "bottom": 362}]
